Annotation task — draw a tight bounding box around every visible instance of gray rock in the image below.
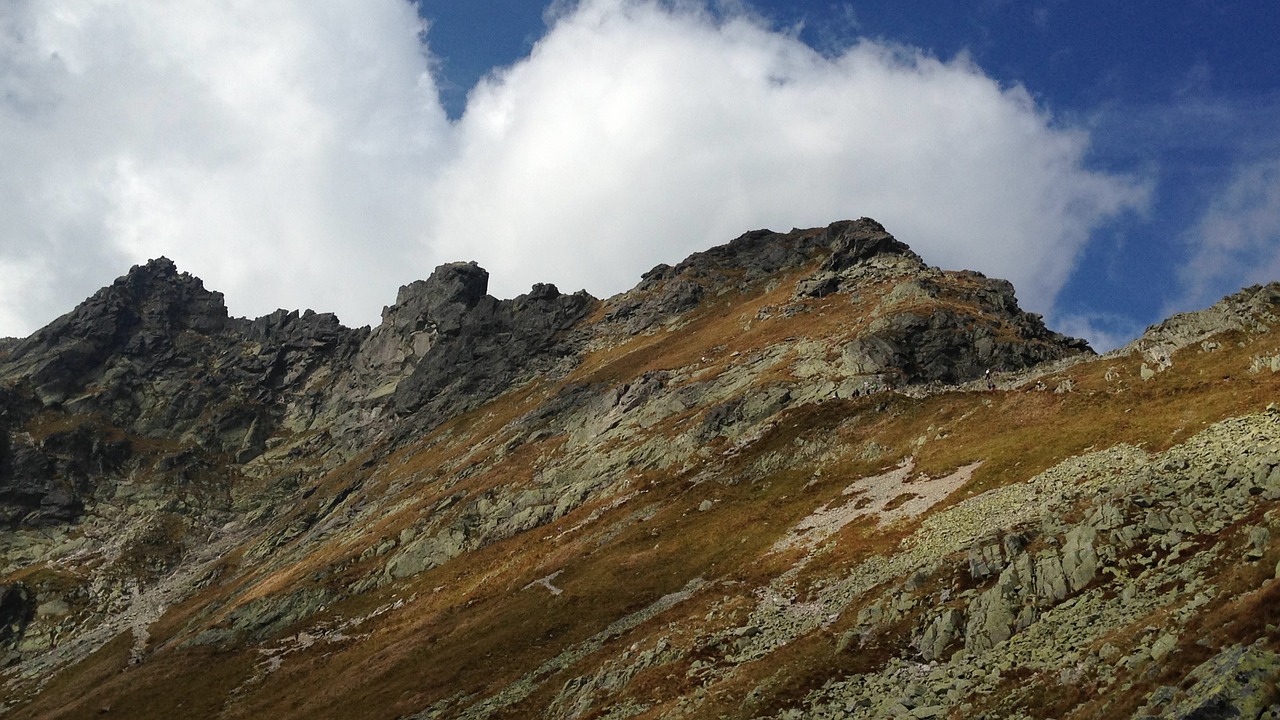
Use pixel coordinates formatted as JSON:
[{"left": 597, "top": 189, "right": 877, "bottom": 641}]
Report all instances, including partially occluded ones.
[
  {"left": 1145, "top": 510, "right": 1174, "bottom": 534},
  {"left": 968, "top": 541, "right": 1004, "bottom": 580},
  {"left": 1088, "top": 502, "right": 1125, "bottom": 530},
  {"left": 1061, "top": 525, "right": 1100, "bottom": 592},
  {"left": 186, "top": 586, "right": 334, "bottom": 648},
  {"left": 0, "top": 423, "right": 131, "bottom": 528},
  {"left": 1124, "top": 283, "right": 1280, "bottom": 360},
  {"left": 1246, "top": 525, "right": 1271, "bottom": 561},
  {"left": 1171, "top": 508, "right": 1198, "bottom": 534},
  {"left": 386, "top": 530, "right": 468, "bottom": 579},
  {"left": 35, "top": 598, "right": 69, "bottom": 617},
  {"left": 964, "top": 586, "right": 1014, "bottom": 652},
  {"left": 1149, "top": 633, "right": 1178, "bottom": 662},
  {"left": 1151, "top": 644, "right": 1280, "bottom": 720},
  {"left": 1032, "top": 552, "right": 1068, "bottom": 603},
  {"left": 0, "top": 258, "right": 369, "bottom": 460},
  {"left": 918, "top": 608, "right": 965, "bottom": 661},
  {"left": 390, "top": 267, "right": 597, "bottom": 426}
]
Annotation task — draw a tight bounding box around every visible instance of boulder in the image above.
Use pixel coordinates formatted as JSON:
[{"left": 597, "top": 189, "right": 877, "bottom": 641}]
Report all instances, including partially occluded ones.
[
  {"left": 386, "top": 529, "right": 469, "bottom": 580},
  {"left": 1149, "top": 633, "right": 1178, "bottom": 662},
  {"left": 1061, "top": 525, "right": 1099, "bottom": 592},
  {"left": 964, "top": 586, "right": 1015, "bottom": 652},
  {"left": 1150, "top": 644, "right": 1280, "bottom": 720},
  {"left": 967, "top": 540, "right": 1004, "bottom": 580},
  {"left": 1032, "top": 553, "right": 1069, "bottom": 603},
  {"left": 918, "top": 608, "right": 965, "bottom": 661},
  {"left": 1245, "top": 525, "right": 1271, "bottom": 561},
  {"left": 1088, "top": 502, "right": 1124, "bottom": 530}
]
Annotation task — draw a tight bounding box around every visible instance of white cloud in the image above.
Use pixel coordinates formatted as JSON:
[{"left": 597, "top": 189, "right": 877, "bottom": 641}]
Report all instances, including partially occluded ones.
[
  {"left": 0, "top": 0, "right": 1144, "bottom": 338},
  {"left": 1177, "top": 157, "right": 1280, "bottom": 312},
  {"left": 433, "top": 0, "right": 1146, "bottom": 313},
  {"left": 0, "top": 0, "right": 448, "bottom": 334}
]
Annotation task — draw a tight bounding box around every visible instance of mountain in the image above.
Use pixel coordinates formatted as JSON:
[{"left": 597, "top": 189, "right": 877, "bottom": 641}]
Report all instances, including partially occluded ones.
[{"left": 1, "top": 219, "right": 1278, "bottom": 719}]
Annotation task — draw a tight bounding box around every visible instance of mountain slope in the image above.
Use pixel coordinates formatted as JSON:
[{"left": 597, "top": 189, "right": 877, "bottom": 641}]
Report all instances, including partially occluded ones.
[{"left": 2, "top": 220, "right": 1279, "bottom": 719}]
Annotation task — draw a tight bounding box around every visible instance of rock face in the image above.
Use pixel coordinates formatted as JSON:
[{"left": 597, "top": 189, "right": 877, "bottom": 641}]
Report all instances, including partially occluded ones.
[
  {"left": 3, "top": 258, "right": 231, "bottom": 406},
  {"left": 0, "top": 258, "right": 369, "bottom": 461},
  {"left": 0, "top": 583, "right": 33, "bottom": 664},
  {"left": 0, "top": 424, "right": 130, "bottom": 528},
  {"left": 1132, "top": 283, "right": 1280, "bottom": 355},
  {"left": 388, "top": 266, "right": 597, "bottom": 422},
  {"left": 0, "top": 220, "right": 1084, "bottom": 473},
  {"left": 4, "top": 218, "right": 1280, "bottom": 720}
]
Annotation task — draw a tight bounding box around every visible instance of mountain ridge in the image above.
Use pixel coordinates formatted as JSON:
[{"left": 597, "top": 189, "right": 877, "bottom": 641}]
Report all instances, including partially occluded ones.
[{"left": 1, "top": 219, "right": 1279, "bottom": 719}]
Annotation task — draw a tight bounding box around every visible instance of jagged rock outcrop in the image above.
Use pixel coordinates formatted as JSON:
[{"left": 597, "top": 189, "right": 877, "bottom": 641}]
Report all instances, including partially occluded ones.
[
  {"left": 389, "top": 267, "right": 597, "bottom": 422},
  {"left": 0, "top": 259, "right": 368, "bottom": 457},
  {"left": 1123, "top": 282, "right": 1280, "bottom": 380},
  {"left": 603, "top": 219, "right": 913, "bottom": 336},
  {"left": 797, "top": 224, "right": 1090, "bottom": 385},
  {"left": 2, "top": 257, "right": 232, "bottom": 407},
  {"left": 333, "top": 262, "right": 492, "bottom": 407},
  {"left": 1131, "top": 283, "right": 1280, "bottom": 355},
  {"left": 0, "top": 220, "right": 1086, "bottom": 459}
]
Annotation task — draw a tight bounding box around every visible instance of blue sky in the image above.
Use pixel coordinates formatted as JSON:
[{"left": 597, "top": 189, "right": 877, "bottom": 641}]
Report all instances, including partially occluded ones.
[{"left": 1, "top": 0, "right": 1278, "bottom": 350}]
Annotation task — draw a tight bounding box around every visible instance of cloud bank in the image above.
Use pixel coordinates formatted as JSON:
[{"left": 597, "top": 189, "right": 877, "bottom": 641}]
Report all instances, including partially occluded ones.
[{"left": 0, "top": 0, "right": 1145, "bottom": 337}]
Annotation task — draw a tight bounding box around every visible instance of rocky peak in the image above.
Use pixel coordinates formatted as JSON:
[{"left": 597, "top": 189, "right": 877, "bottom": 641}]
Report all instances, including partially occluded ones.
[
  {"left": 350, "top": 261, "right": 491, "bottom": 378},
  {"left": 817, "top": 217, "right": 920, "bottom": 272},
  {"left": 674, "top": 217, "right": 911, "bottom": 281},
  {"left": 319, "top": 262, "right": 598, "bottom": 442},
  {"left": 604, "top": 219, "right": 924, "bottom": 335},
  {"left": 1, "top": 257, "right": 230, "bottom": 405},
  {"left": 244, "top": 308, "right": 352, "bottom": 347},
  {"left": 388, "top": 276, "right": 597, "bottom": 420},
  {"left": 1127, "top": 283, "right": 1280, "bottom": 359},
  {"left": 385, "top": 261, "right": 489, "bottom": 330},
  {"left": 333, "top": 262, "right": 497, "bottom": 413},
  {"left": 90, "top": 256, "right": 230, "bottom": 338},
  {"left": 421, "top": 261, "right": 489, "bottom": 308}
]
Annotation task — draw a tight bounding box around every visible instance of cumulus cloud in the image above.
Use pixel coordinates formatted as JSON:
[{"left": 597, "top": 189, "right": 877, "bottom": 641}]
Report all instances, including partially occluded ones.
[
  {"left": 0, "top": 0, "right": 448, "bottom": 334},
  {"left": 1177, "top": 157, "right": 1280, "bottom": 311},
  {"left": 0, "top": 0, "right": 1144, "bottom": 337},
  {"left": 434, "top": 0, "right": 1147, "bottom": 312}
]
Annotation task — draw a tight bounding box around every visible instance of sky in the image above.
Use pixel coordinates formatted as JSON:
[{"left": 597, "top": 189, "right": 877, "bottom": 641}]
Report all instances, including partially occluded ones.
[{"left": 1, "top": 1, "right": 1278, "bottom": 351}]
